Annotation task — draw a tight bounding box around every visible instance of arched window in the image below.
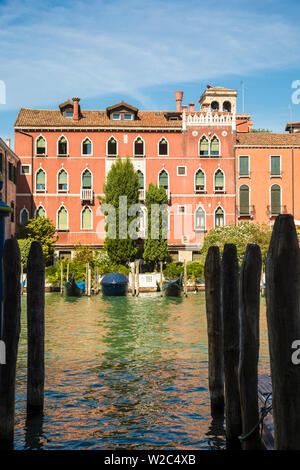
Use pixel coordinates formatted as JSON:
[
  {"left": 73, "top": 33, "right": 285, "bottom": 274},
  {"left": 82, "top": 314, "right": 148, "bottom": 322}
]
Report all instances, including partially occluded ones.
[
  {"left": 211, "top": 136, "right": 220, "bottom": 156},
  {"left": 36, "top": 206, "right": 46, "bottom": 218},
  {"left": 195, "top": 207, "right": 205, "bottom": 231},
  {"left": 36, "top": 136, "right": 46, "bottom": 156},
  {"left": 82, "top": 169, "right": 92, "bottom": 189},
  {"left": 82, "top": 138, "right": 92, "bottom": 155},
  {"left": 58, "top": 169, "right": 68, "bottom": 192},
  {"left": 137, "top": 170, "right": 144, "bottom": 189},
  {"left": 223, "top": 101, "right": 231, "bottom": 112},
  {"left": 215, "top": 207, "right": 224, "bottom": 227},
  {"left": 271, "top": 184, "right": 281, "bottom": 216},
  {"left": 81, "top": 206, "right": 92, "bottom": 230},
  {"left": 199, "top": 136, "right": 209, "bottom": 156},
  {"left": 195, "top": 169, "right": 205, "bottom": 192},
  {"left": 239, "top": 185, "right": 250, "bottom": 216},
  {"left": 158, "top": 137, "right": 168, "bottom": 156},
  {"left": 214, "top": 169, "right": 224, "bottom": 192},
  {"left": 58, "top": 136, "right": 68, "bottom": 156},
  {"left": 211, "top": 101, "right": 219, "bottom": 112},
  {"left": 57, "top": 206, "right": 68, "bottom": 230},
  {"left": 36, "top": 168, "right": 46, "bottom": 192},
  {"left": 134, "top": 137, "right": 144, "bottom": 157},
  {"left": 20, "top": 207, "right": 29, "bottom": 225},
  {"left": 159, "top": 169, "right": 169, "bottom": 190},
  {"left": 107, "top": 137, "right": 117, "bottom": 156}
]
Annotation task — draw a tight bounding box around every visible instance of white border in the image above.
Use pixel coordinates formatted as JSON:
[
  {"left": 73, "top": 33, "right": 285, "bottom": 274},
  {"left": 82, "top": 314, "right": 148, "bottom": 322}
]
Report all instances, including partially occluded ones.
[
  {"left": 133, "top": 135, "right": 145, "bottom": 157},
  {"left": 81, "top": 205, "right": 93, "bottom": 230},
  {"left": 213, "top": 167, "right": 225, "bottom": 192},
  {"left": 214, "top": 205, "right": 225, "bottom": 228},
  {"left": 19, "top": 207, "right": 29, "bottom": 224},
  {"left": 81, "top": 137, "right": 93, "bottom": 156},
  {"left": 57, "top": 168, "right": 69, "bottom": 193},
  {"left": 194, "top": 205, "right": 206, "bottom": 231},
  {"left": 35, "top": 167, "right": 46, "bottom": 192},
  {"left": 158, "top": 136, "right": 169, "bottom": 156},
  {"left": 35, "top": 134, "right": 47, "bottom": 156},
  {"left": 194, "top": 168, "right": 206, "bottom": 192},
  {"left": 106, "top": 135, "right": 118, "bottom": 157},
  {"left": 56, "top": 204, "right": 69, "bottom": 230},
  {"left": 57, "top": 134, "right": 69, "bottom": 156},
  {"left": 34, "top": 204, "right": 47, "bottom": 219}
]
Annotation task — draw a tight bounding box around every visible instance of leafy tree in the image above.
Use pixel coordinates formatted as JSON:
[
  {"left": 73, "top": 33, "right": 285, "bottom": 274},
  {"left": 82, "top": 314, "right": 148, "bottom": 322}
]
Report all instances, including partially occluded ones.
[
  {"left": 252, "top": 128, "right": 272, "bottom": 133},
  {"left": 17, "top": 238, "right": 31, "bottom": 266},
  {"left": 163, "top": 261, "right": 204, "bottom": 282},
  {"left": 102, "top": 157, "right": 140, "bottom": 265},
  {"left": 16, "top": 217, "right": 58, "bottom": 264},
  {"left": 73, "top": 242, "right": 94, "bottom": 265},
  {"left": 201, "top": 222, "right": 272, "bottom": 267},
  {"left": 143, "top": 183, "right": 170, "bottom": 268}
]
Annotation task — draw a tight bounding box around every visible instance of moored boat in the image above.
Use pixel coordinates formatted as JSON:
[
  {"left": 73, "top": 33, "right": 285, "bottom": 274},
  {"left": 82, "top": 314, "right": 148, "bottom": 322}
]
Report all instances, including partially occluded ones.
[
  {"left": 163, "top": 274, "right": 182, "bottom": 297},
  {"left": 65, "top": 274, "right": 85, "bottom": 297},
  {"left": 100, "top": 272, "right": 128, "bottom": 296}
]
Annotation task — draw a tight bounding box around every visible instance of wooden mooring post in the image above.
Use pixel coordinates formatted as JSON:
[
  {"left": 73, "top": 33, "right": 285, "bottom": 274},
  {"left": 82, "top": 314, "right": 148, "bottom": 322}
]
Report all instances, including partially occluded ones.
[
  {"left": 0, "top": 239, "right": 21, "bottom": 443},
  {"left": 238, "top": 244, "right": 262, "bottom": 450},
  {"left": 131, "top": 263, "right": 135, "bottom": 296},
  {"left": 60, "top": 261, "right": 63, "bottom": 296},
  {"left": 20, "top": 263, "right": 24, "bottom": 295},
  {"left": 94, "top": 267, "right": 99, "bottom": 295},
  {"left": 221, "top": 243, "right": 242, "bottom": 449},
  {"left": 135, "top": 260, "right": 139, "bottom": 297},
  {"left": 266, "top": 214, "right": 300, "bottom": 449},
  {"left": 160, "top": 261, "right": 163, "bottom": 296},
  {"left": 183, "top": 260, "right": 187, "bottom": 297},
  {"left": 204, "top": 246, "right": 224, "bottom": 417},
  {"left": 66, "top": 262, "right": 69, "bottom": 282},
  {"left": 27, "top": 241, "right": 45, "bottom": 413}
]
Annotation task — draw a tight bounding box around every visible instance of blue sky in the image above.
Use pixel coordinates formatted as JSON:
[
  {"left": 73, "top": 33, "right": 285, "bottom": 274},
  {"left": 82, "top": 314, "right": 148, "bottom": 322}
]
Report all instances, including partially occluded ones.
[{"left": 1, "top": 0, "right": 300, "bottom": 144}]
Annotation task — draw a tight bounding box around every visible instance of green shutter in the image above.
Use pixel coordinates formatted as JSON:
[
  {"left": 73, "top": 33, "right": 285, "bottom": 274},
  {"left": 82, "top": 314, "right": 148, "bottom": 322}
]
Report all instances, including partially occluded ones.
[
  {"left": 82, "top": 170, "right": 91, "bottom": 188},
  {"left": 36, "top": 169, "right": 45, "bottom": 189},
  {"left": 138, "top": 171, "right": 144, "bottom": 189},
  {"left": 82, "top": 207, "right": 92, "bottom": 229},
  {"left": 215, "top": 170, "right": 224, "bottom": 189},
  {"left": 239, "top": 185, "right": 250, "bottom": 214},
  {"left": 195, "top": 170, "right": 204, "bottom": 187},
  {"left": 210, "top": 137, "right": 219, "bottom": 155},
  {"left": 271, "top": 185, "right": 281, "bottom": 214},
  {"left": 37, "top": 137, "right": 45, "bottom": 148},
  {"left": 59, "top": 170, "right": 67, "bottom": 185},
  {"left": 271, "top": 156, "right": 280, "bottom": 176},
  {"left": 159, "top": 170, "right": 168, "bottom": 187},
  {"left": 239, "top": 156, "right": 249, "bottom": 176},
  {"left": 36, "top": 206, "right": 45, "bottom": 218},
  {"left": 58, "top": 207, "right": 68, "bottom": 230}
]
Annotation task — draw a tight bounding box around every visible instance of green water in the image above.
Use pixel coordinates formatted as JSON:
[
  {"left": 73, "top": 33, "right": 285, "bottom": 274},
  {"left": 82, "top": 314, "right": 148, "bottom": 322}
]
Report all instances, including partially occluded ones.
[{"left": 13, "top": 292, "right": 269, "bottom": 450}]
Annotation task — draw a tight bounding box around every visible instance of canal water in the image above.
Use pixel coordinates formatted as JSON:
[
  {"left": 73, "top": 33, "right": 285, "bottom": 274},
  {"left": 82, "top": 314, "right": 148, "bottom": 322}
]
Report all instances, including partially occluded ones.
[{"left": 14, "top": 292, "right": 270, "bottom": 450}]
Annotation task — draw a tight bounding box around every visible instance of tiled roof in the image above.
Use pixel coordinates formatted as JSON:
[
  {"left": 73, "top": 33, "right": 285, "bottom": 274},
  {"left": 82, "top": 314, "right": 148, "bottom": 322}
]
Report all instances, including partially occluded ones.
[
  {"left": 15, "top": 108, "right": 183, "bottom": 128},
  {"left": 236, "top": 132, "right": 300, "bottom": 147}
]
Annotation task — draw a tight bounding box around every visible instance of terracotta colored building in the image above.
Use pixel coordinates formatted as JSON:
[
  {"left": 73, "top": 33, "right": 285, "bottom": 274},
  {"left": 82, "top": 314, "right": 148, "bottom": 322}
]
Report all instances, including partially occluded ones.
[
  {"left": 15, "top": 85, "right": 253, "bottom": 261},
  {"left": 0, "top": 137, "right": 19, "bottom": 239}
]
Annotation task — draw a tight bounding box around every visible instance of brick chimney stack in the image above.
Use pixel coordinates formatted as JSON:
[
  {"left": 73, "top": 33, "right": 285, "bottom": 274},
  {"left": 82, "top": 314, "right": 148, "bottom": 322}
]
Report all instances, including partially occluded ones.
[
  {"left": 182, "top": 105, "right": 188, "bottom": 113},
  {"left": 5, "top": 138, "right": 11, "bottom": 148},
  {"left": 72, "top": 97, "right": 80, "bottom": 121},
  {"left": 189, "top": 102, "right": 195, "bottom": 113},
  {"left": 175, "top": 91, "right": 183, "bottom": 112}
]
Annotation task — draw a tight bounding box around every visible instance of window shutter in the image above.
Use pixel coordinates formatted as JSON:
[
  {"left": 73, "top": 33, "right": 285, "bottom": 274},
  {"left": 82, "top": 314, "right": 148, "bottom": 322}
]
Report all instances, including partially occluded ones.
[
  {"left": 37, "top": 137, "right": 45, "bottom": 148},
  {"left": 82, "top": 207, "right": 92, "bottom": 229},
  {"left": 239, "top": 156, "right": 249, "bottom": 176},
  {"left": 36, "top": 170, "right": 45, "bottom": 189},
  {"left": 200, "top": 138, "right": 209, "bottom": 155},
  {"left": 159, "top": 171, "right": 168, "bottom": 187},
  {"left": 138, "top": 171, "right": 144, "bottom": 189},
  {"left": 13, "top": 166, "right": 17, "bottom": 184},
  {"left": 271, "top": 156, "right": 280, "bottom": 176},
  {"left": 215, "top": 170, "right": 224, "bottom": 189},
  {"left": 36, "top": 206, "right": 45, "bottom": 218},
  {"left": 58, "top": 207, "right": 68, "bottom": 230},
  {"left": 210, "top": 137, "right": 219, "bottom": 155},
  {"left": 239, "top": 185, "right": 250, "bottom": 214},
  {"left": 82, "top": 170, "right": 92, "bottom": 188},
  {"left": 59, "top": 170, "right": 67, "bottom": 185},
  {"left": 195, "top": 170, "right": 204, "bottom": 187},
  {"left": 271, "top": 185, "right": 281, "bottom": 214}
]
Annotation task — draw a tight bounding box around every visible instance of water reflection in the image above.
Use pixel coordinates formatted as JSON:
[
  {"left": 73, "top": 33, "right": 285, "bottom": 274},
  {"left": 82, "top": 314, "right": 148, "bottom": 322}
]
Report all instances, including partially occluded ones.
[{"left": 13, "top": 292, "right": 269, "bottom": 450}]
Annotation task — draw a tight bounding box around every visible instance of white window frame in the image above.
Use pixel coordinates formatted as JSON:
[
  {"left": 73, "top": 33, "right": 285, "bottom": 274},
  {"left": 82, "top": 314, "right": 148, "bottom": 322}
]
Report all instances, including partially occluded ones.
[
  {"left": 34, "top": 204, "right": 47, "bottom": 219},
  {"left": 81, "top": 167, "right": 93, "bottom": 189},
  {"left": 35, "top": 134, "right": 47, "bottom": 157},
  {"left": 158, "top": 136, "right": 169, "bottom": 156},
  {"left": 178, "top": 205, "right": 186, "bottom": 214},
  {"left": 81, "top": 137, "right": 93, "bottom": 156},
  {"left": 213, "top": 167, "right": 225, "bottom": 192},
  {"left": 214, "top": 205, "right": 226, "bottom": 228},
  {"left": 57, "top": 168, "right": 69, "bottom": 193},
  {"left": 133, "top": 135, "right": 145, "bottom": 157},
  {"left": 20, "top": 164, "right": 31, "bottom": 175},
  {"left": 238, "top": 155, "right": 250, "bottom": 177},
  {"left": 57, "top": 134, "right": 69, "bottom": 156},
  {"left": 56, "top": 205, "right": 69, "bottom": 230},
  {"left": 106, "top": 135, "right": 118, "bottom": 157},
  {"left": 35, "top": 167, "right": 47, "bottom": 192},
  {"left": 19, "top": 207, "right": 29, "bottom": 224},
  {"left": 194, "top": 168, "right": 206, "bottom": 192},
  {"left": 270, "top": 155, "right": 282, "bottom": 177},
  {"left": 199, "top": 134, "right": 210, "bottom": 157},
  {"left": 177, "top": 166, "right": 187, "bottom": 176},
  {"left": 210, "top": 134, "right": 221, "bottom": 157},
  {"left": 194, "top": 205, "right": 206, "bottom": 231}
]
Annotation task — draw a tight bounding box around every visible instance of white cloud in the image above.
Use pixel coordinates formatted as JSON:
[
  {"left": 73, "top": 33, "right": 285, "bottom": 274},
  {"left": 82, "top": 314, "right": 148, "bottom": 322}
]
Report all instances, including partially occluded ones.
[{"left": 0, "top": 0, "right": 299, "bottom": 110}]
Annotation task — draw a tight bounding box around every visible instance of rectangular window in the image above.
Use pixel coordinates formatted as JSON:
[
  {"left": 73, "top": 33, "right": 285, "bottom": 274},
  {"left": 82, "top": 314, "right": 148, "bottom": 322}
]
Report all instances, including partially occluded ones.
[
  {"left": 8, "top": 162, "right": 13, "bottom": 181},
  {"left": 124, "top": 114, "right": 132, "bottom": 120},
  {"left": 13, "top": 166, "right": 17, "bottom": 184},
  {"left": 178, "top": 205, "right": 185, "bottom": 214},
  {"left": 0, "top": 153, "right": 3, "bottom": 173},
  {"left": 112, "top": 113, "right": 120, "bottom": 120},
  {"left": 65, "top": 112, "right": 73, "bottom": 118},
  {"left": 21, "top": 164, "right": 31, "bottom": 175},
  {"left": 239, "top": 156, "right": 249, "bottom": 176},
  {"left": 270, "top": 156, "right": 281, "bottom": 176},
  {"left": 177, "top": 166, "right": 186, "bottom": 176}
]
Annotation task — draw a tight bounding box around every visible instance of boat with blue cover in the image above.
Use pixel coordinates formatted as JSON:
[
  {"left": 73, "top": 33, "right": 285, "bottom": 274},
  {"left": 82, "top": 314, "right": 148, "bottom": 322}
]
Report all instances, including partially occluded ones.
[
  {"left": 65, "top": 274, "right": 85, "bottom": 297},
  {"left": 163, "top": 274, "right": 183, "bottom": 297},
  {"left": 100, "top": 272, "right": 128, "bottom": 296}
]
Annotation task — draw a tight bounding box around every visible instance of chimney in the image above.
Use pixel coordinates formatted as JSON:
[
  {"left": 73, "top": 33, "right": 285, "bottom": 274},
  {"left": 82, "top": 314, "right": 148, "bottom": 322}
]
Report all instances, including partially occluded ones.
[
  {"left": 6, "top": 138, "right": 11, "bottom": 148},
  {"left": 189, "top": 102, "right": 195, "bottom": 113},
  {"left": 175, "top": 91, "right": 183, "bottom": 112},
  {"left": 182, "top": 105, "right": 188, "bottom": 113},
  {"left": 72, "top": 97, "right": 80, "bottom": 121}
]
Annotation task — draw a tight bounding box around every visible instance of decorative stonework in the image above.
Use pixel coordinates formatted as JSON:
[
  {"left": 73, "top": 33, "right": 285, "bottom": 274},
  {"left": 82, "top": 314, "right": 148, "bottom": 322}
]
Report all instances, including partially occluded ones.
[{"left": 182, "top": 111, "right": 236, "bottom": 131}]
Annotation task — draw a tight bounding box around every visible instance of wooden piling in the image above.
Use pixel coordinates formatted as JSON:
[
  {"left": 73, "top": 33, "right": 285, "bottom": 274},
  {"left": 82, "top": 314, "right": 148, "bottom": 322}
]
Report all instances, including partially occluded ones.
[
  {"left": 94, "top": 267, "right": 99, "bottom": 295},
  {"left": 204, "top": 246, "right": 224, "bottom": 417},
  {"left": 0, "top": 239, "right": 21, "bottom": 442},
  {"left": 266, "top": 214, "right": 300, "bottom": 449},
  {"left": 221, "top": 243, "right": 242, "bottom": 448},
  {"left": 20, "top": 263, "right": 24, "bottom": 295},
  {"left": 27, "top": 241, "right": 45, "bottom": 413},
  {"left": 238, "top": 244, "right": 262, "bottom": 450},
  {"left": 135, "top": 260, "right": 139, "bottom": 297},
  {"left": 60, "top": 261, "right": 63, "bottom": 296},
  {"left": 160, "top": 261, "right": 163, "bottom": 296},
  {"left": 66, "top": 262, "right": 69, "bottom": 282},
  {"left": 131, "top": 263, "right": 135, "bottom": 296},
  {"left": 87, "top": 268, "right": 91, "bottom": 296},
  {"left": 183, "top": 260, "right": 187, "bottom": 297}
]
